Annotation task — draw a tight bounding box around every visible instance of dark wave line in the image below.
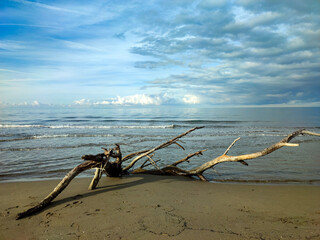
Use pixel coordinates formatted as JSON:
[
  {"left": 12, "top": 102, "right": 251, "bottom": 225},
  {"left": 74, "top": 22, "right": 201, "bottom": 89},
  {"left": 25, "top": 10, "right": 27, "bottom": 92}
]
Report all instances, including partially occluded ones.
[
  {"left": 2, "top": 132, "right": 319, "bottom": 143},
  {"left": 0, "top": 168, "right": 74, "bottom": 178},
  {"left": 0, "top": 143, "right": 106, "bottom": 152},
  {"left": 0, "top": 124, "right": 175, "bottom": 129}
]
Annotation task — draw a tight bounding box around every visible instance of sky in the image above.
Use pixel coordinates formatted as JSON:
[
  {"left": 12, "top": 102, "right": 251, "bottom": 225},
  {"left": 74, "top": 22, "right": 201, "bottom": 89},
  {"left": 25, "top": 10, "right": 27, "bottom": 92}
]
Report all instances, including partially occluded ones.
[{"left": 0, "top": 0, "right": 319, "bottom": 107}]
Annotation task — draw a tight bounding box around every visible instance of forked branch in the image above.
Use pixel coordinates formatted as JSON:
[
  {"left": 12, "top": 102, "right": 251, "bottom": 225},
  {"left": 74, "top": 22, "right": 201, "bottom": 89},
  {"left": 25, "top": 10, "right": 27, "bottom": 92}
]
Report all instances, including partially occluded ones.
[
  {"left": 189, "top": 129, "right": 319, "bottom": 176},
  {"left": 122, "top": 126, "right": 204, "bottom": 171}
]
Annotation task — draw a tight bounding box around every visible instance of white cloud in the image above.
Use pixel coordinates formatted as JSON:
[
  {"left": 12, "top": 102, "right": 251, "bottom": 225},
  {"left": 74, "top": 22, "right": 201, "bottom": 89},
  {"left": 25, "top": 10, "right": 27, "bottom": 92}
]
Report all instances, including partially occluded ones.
[
  {"left": 0, "top": 40, "right": 26, "bottom": 51},
  {"left": 112, "top": 94, "right": 162, "bottom": 105},
  {"left": 74, "top": 99, "right": 90, "bottom": 105},
  {"left": 62, "top": 40, "right": 104, "bottom": 52},
  {"left": 93, "top": 94, "right": 163, "bottom": 106},
  {"left": 183, "top": 95, "right": 200, "bottom": 104},
  {"left": 94, "top": 100, "right": 110, "bottom": 105},
  {"left": 12, "top": 0, "right": 83, "bottom": 14},
  {"left": 4, "top": 101, "right": 43, "bottom": 106},
  {"left": 93, "top": 93, "right": 201, "bottom": 106},
  {"left": 32, "top": 100, "right": 40, "bottom": 106},
  {"left": 266, "top": 93, "right": 289, "bottom": 98}
]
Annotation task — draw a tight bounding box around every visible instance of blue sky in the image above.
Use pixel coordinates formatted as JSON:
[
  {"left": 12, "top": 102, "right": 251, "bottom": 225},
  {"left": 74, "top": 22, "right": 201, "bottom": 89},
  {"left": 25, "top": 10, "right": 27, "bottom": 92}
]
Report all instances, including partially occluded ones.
[{"left": 0, "top": 0, "right": 319, "bottom": 106}]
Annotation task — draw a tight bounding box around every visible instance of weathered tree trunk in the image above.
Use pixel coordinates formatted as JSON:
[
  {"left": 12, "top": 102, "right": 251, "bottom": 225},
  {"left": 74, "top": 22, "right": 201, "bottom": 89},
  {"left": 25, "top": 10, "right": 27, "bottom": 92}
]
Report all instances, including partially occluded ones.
[
  {"left": 88, "top": 167, "right": 102, "bottom": 190},
  {"left": 16, "top": 161, "right": 99, "bottom": 220},
  {"left": 16, "top": 127, "right": 319, "bottom": 219}
]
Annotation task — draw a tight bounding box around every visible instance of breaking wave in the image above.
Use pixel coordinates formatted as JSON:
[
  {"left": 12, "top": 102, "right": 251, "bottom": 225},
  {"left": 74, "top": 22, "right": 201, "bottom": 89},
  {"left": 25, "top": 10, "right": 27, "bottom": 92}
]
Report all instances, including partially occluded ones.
[
  {"left": 0, "top": 134, "right": 120, "bottom": 142},
  {"left": 0, "top": 124, "right": 175, "bottom": 129}
]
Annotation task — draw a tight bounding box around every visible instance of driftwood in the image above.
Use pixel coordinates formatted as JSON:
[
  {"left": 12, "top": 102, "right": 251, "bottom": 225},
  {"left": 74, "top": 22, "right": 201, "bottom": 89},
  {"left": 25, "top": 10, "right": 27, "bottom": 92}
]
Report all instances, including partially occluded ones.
[{"left": 16, "top": 127, "right": 319, "bottom": 219}]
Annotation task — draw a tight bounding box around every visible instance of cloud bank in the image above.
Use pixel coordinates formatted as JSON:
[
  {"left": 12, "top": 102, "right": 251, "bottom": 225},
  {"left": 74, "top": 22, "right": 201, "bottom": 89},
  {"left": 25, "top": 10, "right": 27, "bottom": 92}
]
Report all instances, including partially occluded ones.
[
  {"left": 0, "top": 0, "right": 319, "bottom": 106},
  {"left": 74, "top": 94, "right": 200, "bottom": 106},
  {"left": 131, "top": 0, "right": 320, "bottom": 105}
]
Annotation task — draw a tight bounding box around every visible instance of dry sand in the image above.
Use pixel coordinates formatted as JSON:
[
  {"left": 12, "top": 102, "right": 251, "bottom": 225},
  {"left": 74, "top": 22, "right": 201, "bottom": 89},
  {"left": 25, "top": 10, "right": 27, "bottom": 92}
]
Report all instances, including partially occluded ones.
[{"left": 0, "top": 175, "right": 319, "bottom": 240}]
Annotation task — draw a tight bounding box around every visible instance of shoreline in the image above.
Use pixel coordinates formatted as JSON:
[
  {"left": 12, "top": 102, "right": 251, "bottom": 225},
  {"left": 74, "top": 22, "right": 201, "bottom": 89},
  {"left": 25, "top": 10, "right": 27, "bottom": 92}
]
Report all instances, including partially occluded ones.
[
  {"left": 2, "top": 175, "right": 320, "bottom": 186},
  {"left": 1, "top": 175, "right": 319, "bottom": 239}
]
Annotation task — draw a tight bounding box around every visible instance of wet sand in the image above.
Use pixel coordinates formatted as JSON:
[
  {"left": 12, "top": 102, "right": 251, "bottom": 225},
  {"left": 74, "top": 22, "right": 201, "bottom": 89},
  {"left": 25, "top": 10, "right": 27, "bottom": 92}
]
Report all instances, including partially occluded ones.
[{"left": 0, "top": 175, "right": 319, "bottom": 240}]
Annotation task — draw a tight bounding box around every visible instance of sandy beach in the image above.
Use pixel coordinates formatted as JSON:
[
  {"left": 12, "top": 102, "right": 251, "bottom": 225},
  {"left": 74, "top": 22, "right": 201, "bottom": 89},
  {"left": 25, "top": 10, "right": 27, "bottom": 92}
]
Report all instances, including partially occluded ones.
[{"left": 0, "top": 175, "right": 319, "bottom": 240}]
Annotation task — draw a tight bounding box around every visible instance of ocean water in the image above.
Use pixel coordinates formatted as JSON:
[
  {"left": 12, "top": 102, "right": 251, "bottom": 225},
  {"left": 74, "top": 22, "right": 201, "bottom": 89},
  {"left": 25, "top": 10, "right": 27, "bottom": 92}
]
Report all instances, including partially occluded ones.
[{"left": 0, "top": 106, "right": 319, "bottom": 184}]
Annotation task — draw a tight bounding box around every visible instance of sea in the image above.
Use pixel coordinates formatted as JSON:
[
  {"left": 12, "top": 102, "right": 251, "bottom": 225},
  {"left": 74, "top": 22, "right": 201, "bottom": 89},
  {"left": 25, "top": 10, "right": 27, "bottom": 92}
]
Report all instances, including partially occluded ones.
[{"left": 0, "top": 106, "right": 319, "bottom": 184}]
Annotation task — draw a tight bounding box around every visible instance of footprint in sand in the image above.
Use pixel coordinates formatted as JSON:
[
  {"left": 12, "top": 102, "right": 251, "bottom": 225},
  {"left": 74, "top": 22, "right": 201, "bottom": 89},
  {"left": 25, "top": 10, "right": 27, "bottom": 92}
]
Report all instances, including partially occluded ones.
[{"left": 64, "top": 200, "right": 83, "bottom": 208}]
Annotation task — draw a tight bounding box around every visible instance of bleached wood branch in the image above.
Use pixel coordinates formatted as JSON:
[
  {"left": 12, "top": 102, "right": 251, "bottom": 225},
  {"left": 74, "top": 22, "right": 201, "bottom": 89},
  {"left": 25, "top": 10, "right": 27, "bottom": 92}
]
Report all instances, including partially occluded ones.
[
  {"left": 223, "top": 137, "right": 240, "bottom": 155},
  {"left": 146, "top": 154, "right": 161, "bottom": 171},
  {"left": 301, "top": 130, "right": 320, "bottom": 137},
  {"left": 122, "top": 126, "right": 204, "bottom": 171},
  {"left": 189, "top": 129, "right": 319, "bottom": 175},
  {"left": 16, "top": 161, "right": 100, "bottom": 220},
  {"left": 171, "top": 150, "right": 207, "bottom": 166},
  {"left": 88, "top": 148, "right": 111, "bottom": 190}
]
